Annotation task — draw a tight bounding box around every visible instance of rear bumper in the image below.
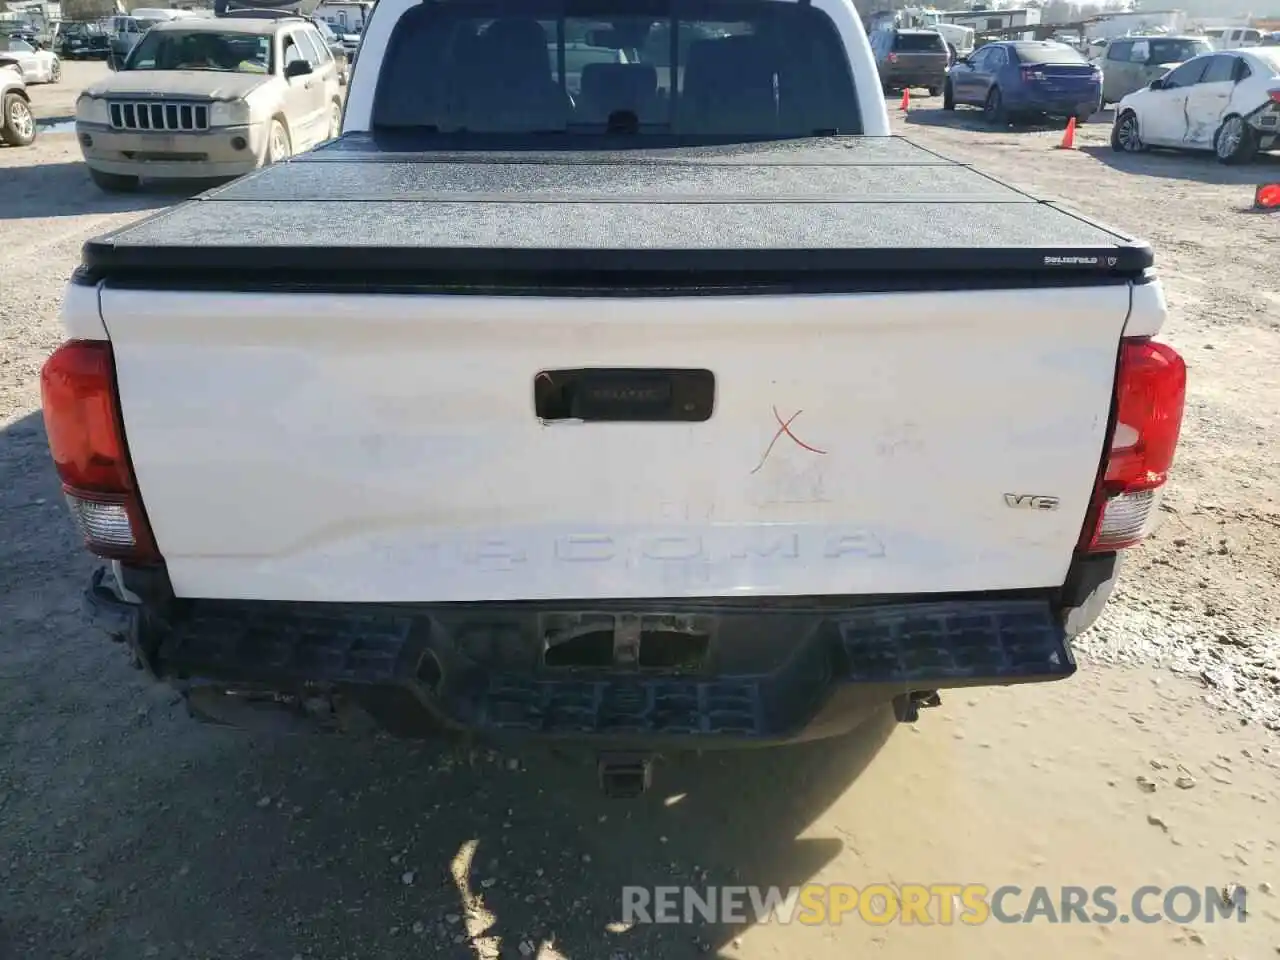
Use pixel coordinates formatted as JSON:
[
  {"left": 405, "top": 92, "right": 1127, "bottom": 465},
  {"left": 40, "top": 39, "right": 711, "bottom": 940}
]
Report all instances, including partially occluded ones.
[
  {"left": 1006, "top": 90, "right": 1101, "bottom": 116},
  {"left": 1247, "top": 101, "right": 1280, "bottom": 143},
  {"left": 882, "top": 66, "right": 948, "bottom": 88},
  {"left": 90, "top": 567, "right": 1078, "bottom": 749}
]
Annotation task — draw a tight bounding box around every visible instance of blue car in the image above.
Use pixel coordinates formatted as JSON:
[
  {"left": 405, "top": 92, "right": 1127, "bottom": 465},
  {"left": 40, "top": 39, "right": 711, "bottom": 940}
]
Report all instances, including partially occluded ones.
[{"left": 944, "top": 40, "right": 1102, "bottom": 125}]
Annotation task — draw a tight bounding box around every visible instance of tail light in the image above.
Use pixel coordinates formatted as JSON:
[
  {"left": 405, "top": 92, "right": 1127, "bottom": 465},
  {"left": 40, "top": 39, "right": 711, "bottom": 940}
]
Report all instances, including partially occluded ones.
[
  {"left": 1079, "top": 339, "right": 1186, "bottom": 553},
  {"left": 1021, "top": 67, "right": 1044, "bottom": 81},
  {"left": 1269, "top": 89, "right": 1280, "bottom": 105},
  {"left": 887, "top": 52, "right": 899, "bottom": 63},
  {"left": 40, "top": 340, "right": 160, "bottom": 563}
]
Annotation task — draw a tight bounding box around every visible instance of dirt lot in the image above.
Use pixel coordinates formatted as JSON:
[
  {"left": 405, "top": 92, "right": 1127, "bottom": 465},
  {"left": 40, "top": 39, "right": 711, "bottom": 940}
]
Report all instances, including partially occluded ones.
[{"left": 1, "top": 79, "right": 1278, "bottom": 960}]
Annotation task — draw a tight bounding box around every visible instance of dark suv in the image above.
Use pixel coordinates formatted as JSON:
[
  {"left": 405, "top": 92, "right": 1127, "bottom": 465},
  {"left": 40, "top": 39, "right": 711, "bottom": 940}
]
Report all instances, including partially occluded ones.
[{"left": 871, "top": 27, "right": 949, "bottom": 95}]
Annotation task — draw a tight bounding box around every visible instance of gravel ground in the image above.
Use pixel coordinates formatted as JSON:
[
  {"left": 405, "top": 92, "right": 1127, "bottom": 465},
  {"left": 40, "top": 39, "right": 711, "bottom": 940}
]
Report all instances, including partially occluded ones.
[
  {"left": 0, "top": 81, "right": 1278, "bottom": 960},
  {"left": 897, "top": 104, "right": 1280, "bottom": 725}
]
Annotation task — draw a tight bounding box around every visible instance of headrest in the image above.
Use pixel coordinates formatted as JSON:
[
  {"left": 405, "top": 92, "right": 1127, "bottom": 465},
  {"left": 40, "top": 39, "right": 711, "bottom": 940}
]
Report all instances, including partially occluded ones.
[{"left": 580, "top": 62, "right": 659, "bottom": 107}]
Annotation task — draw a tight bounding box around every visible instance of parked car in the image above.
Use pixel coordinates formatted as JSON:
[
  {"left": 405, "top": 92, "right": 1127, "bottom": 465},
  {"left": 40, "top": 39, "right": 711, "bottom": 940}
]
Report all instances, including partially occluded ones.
[
  {"left": 945, "top": 40, "right": 1102, "bottom": 124},
  {"left": 49, "top": 0, "right": 1187, "bottom": 796},
  {"left": 57, "top": 21, "right": 112, "bottom": 60},
  {"left": 1217, "top": 27, "right": 1264, "bottom": 50},
  {"left": 76, "top": 16, "right": 344, "bottom": 191},
  {"left": 870, "top": 27, "right": 949, "bottom": 94},
  {"left": 7, "top": 26, "right": 41, "bottom": 46},
  {"left": 1097, "top": 36, "right": 1213, "bottom": 104},
  {"left": 1112, "top": 47, "right": 1280, "bottom": 164},
  {"left": 106, "top": 11, "right": 196, "bottom": 69},
  {"left": 1, "top": 61, "right": 36, "bottom": 146},
  {"left": 309, "top": 17, "right": 350, "bottom": 82},
  {"left": 2, "top": 36, "right": 60, "bottom": 83}
]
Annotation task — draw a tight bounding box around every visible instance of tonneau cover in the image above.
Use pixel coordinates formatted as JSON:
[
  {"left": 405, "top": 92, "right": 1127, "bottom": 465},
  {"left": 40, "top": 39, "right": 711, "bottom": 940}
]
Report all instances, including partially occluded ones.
[{"left": 82, "top": 134, "right": 1153, "bottom": 278}]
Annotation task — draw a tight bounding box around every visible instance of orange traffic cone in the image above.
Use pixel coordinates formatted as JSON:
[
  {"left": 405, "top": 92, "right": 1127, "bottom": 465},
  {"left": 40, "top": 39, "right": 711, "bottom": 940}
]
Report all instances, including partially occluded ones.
[
  {"left": 900, "top": 89, "right": 910, "bottom": 112},
  {"left": 1057, "top": 116, "right": 1077, "bottom": 150},
  {"left": 1255, "top": 183, "right": 1280, "bottom": 210}
]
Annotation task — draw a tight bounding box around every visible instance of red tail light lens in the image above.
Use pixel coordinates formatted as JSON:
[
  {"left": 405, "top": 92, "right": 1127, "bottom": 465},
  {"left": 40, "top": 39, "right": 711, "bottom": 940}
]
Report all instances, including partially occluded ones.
[
  {"left": 1021, "top": 67, "right": 1044, "bottom": 81},
  {"left": 40, "top": 340, "right": 160, "bottom": 563},
  {"left": 1080, "top": 339, "right": 1187, "bottom": 552},
  {"left": 1268, "top": 89, "right": 1280, "bottom": 105},
  {"left": 887, "top": 52, "right": 899, "bottom": 63}
]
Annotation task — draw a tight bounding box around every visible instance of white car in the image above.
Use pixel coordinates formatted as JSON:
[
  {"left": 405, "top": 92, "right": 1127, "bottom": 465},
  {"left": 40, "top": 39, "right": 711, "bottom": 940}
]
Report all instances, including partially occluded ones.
[
  {"left": 3, "top": 37, "right": 61, "bottom": 84},
  {"left": 1112, "top": 47, "right": 1280, "bottom": 163}
]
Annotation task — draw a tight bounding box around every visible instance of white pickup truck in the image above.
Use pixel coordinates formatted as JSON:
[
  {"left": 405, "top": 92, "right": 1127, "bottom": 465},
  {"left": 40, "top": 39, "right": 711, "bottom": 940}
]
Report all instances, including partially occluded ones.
[{"left": 43, "top": 0, "right": 1186, "bottom": 797}]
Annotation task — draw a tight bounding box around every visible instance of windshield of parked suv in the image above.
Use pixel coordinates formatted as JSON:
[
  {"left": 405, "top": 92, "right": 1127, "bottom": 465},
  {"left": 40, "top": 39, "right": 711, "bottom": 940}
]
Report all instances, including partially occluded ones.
[
  {"left": 127, "top": 30, "right": 272, "bottom": 72},
  {"left": 373, "top": 0, "right": 861, "bottom": 138},
  {"left": 1012, "top": 42, "right": 1088, "bottom": 64},
  {"left": 1146, "top": 38, "right": 1212, "bottom": 63}
]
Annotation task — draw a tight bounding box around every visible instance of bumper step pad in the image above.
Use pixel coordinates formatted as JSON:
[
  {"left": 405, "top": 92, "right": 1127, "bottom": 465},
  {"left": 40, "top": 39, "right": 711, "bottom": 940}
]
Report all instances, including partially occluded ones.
[{"left": 130, "top": 597, "right": 1073, "bottom": 743}]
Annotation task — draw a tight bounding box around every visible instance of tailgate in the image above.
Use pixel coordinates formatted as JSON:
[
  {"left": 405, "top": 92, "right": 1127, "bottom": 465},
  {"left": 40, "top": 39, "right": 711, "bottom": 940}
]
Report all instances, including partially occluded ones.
[{"left": 100, "top": 285, "right": 1129, "bottom": 603}]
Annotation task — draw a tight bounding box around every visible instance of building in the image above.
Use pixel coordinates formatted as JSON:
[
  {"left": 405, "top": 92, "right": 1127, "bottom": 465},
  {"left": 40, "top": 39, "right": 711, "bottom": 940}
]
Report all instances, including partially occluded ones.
[{"left": 940, "top": 6, "right": 1042, "bottom": 32}]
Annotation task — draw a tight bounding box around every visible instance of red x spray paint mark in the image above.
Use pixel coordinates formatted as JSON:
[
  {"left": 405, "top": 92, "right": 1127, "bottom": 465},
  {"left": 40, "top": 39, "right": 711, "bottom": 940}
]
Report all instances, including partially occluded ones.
[{"left": 750, "top": 406, "right": 828, "bottom": 475}]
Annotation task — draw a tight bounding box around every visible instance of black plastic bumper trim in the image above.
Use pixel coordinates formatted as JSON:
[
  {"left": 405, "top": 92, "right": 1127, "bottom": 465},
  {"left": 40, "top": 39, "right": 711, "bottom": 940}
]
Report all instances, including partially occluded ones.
[{"left": 96, "top": 588, "right": 1076, "bottom": 746}]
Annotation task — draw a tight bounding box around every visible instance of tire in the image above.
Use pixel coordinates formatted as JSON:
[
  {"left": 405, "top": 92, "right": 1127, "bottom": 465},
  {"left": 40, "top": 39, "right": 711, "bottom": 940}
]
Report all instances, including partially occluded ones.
[
  {"left": 265, "top": 118, "right": 291, "bottom": 165},
  {"left": 89, "top": 167, "right": 139, "bottom": 192},
  {"left": 983, "top": 86, "right": 1005, "bottom": 126},
  {"left": 49, "top": 57, "right": 61, "bottom": 83},
  {"left": 0, "top": 92, "right": 36, "bottom": 147},
  {"left": 927, "top": 86, "right": 940, "bottom": 97},
  {"left": 327, "top": 100, "right": 341, "bottom": 140},
  {"left": 942, "top": 80, "right": 955, "bottom": 111},
  {"left": 1214, "top": 115, "right": 1257, "bottom": 165},
  {"left": 1111, "top": 110, "right": 1144, "bottom": 153}
]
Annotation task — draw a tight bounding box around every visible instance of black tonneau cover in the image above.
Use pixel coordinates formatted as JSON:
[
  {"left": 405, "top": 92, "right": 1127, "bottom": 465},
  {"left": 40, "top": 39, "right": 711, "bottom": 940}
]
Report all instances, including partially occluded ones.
[{"left": 82, "top": 134, "right": 1153, "bottom": 283}]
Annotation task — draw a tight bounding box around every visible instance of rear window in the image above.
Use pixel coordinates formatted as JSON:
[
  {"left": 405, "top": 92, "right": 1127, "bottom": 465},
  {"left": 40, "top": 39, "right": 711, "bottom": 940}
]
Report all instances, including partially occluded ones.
[
  {"left": 893, "top": 31, "right": 944, "bottom": 52},
  {"left": 1254, "top": 47, "right": 1280, "bottom": 70},
  {"left": 373, "top": 0, "right": 862, "bottom": 139},
  {"left": 1012, "top": 41, "right": 1086, "bottom": 65},
  {"left": 1146, "top": 38, "right": 1212, "bottom": 63}
]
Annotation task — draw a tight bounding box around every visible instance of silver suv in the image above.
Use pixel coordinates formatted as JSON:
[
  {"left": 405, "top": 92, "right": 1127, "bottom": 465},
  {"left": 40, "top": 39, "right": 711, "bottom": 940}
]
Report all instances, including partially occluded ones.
[{"left": 76, "top": 16, "right": 342, "bottom": 191}]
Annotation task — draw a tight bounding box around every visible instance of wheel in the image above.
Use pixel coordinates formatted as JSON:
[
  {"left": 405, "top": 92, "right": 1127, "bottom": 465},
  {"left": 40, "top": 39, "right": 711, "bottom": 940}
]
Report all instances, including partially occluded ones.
[
  {"left": 265, "top": 118, "right": 291, "bottom": 165},
  {"left": 0, "top": 92, "right": 36, "bottom": 146},
  {"left": 983, "top": 86, "right": 1005, "bottom": 125},
  {"left": 927, "top": 86, "right": 940, "bottom": 97},
  {"left": 49, "top": 57, "right": 61, "bottom": 83},
  {"left": 89, "top": 168, "right": 140, "bottom": 192},
  {"left": 327, "top": 100, "right": 341, "bottom": 140},
  {"left": 1111, "top": 110, "right": 1144, "bottom": 153},
  {"left": 1214, "top": 115, "right": 1256, "bottom": 165},
  {"left": 942, "top": 80, "right": 955, "bottom": 111}
]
